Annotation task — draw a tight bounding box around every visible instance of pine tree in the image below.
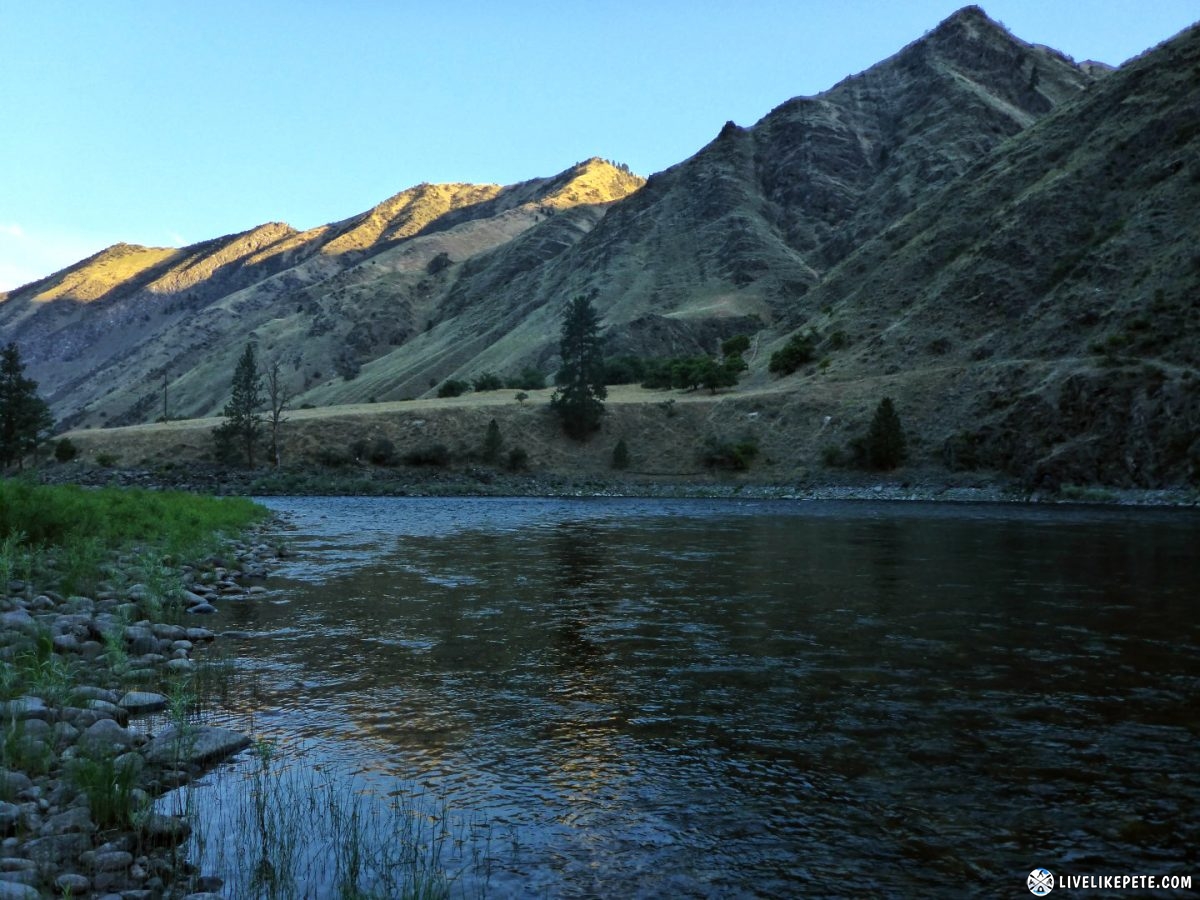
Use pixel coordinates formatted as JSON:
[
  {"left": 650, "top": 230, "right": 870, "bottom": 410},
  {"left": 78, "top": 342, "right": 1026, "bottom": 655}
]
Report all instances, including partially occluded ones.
[
  {"left": 611, "top": 438, "right": 630, "bottom": 470},
  {"left": 213, "top": 342, "right": 263, "bottom": 467},
  {"left": 482, "top": 418, "right": 503, "bottom": 463},
  {"left": 866, "top": 397, "right": 907, "bottom": 470},
  {"left": 0, "top": 342, "right": 53, "bottom": 470},
  {"left": 551, "top": 295, "right": 607, "bottom": 439}
]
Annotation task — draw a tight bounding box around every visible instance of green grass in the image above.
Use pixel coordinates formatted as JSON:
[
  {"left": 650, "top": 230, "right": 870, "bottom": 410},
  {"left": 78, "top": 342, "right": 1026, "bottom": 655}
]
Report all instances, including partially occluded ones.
[
  {"left": 66, "top": 751, "right": 144, "bottom": 828},
  {"left": 0, "top": 479, "right": 266, "bottom": 554},
  {"left": 0, "top": 479, "right": 266, "bottom": 598}
]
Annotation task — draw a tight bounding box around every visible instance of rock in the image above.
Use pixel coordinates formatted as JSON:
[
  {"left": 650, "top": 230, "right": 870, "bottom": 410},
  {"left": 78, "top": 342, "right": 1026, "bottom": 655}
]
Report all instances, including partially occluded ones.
[
  {"left": 0, "top": 803, "right": 19, "bottom": 836},
  {"left": 73, "top": 686, "right": 120, "bottom": 704},
  {"left": 40, "top": 805, "right": 95, "bottom": 835},
  {"left": 15, "top": 718, "right": 50, "bottom": 741},
  {"left": 54, "top": 873, "right": 90, "bottom": 895},
  {"left": 165, "top": 658, "right": 195, "bottom": 674},
  {"left": 21, "top": 832, "right": 92, "bottom": 867},
  {"left": 52, "top": 633, "right": 81, "bottom": 653},
  {"left": 142, "top": 726, "right": 251, "bottom": 768},
  {"left": 0, "top": 697, "right": 51, "bottom": 722},
  {"left": 51, "top": 721, "right": 80, "bottom": 748},
  {"left": 122, "top": 626, "right": 158, "bottom": 655},
  {"left": 0, "top": 771, "right": 32, "bottom": 797},
  {"left": 182, "top": 894, "right": 225, "bottom": 900},
  {"left": 0, "top": 610, "right": 35, "bottom": 634},
  {"left": 118, "top": 691, "right": 168, "bottom": 715},
  {"left": 185, "top": 627, "right": 215, "bottom": 642},
  {"left": 80, "top": 719, "right": 136, "bottom": 753},
  {"left": 185, "top": 602, "right": 217, "bottom": 615},
  {"left": 137, "top": 812, "right": 191, "bottom": 846},
  {"left": 151, "top": 623, "right": 187, "bottom": 641},
  {"left": 80, "top": 848, "right": 133, "bottom": 872},
  {"left": 0, "top": 881, "right": 39, "bottom": 899},
  {"left": 84, "top": 698, "right": 129, "bottom": 724}
]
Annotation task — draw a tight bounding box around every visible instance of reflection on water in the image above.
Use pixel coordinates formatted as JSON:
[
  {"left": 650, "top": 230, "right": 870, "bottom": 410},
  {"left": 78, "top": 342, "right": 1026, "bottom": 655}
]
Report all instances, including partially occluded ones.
[{"left": 192, "top": 498, "right": 1200, "bottom": 897}]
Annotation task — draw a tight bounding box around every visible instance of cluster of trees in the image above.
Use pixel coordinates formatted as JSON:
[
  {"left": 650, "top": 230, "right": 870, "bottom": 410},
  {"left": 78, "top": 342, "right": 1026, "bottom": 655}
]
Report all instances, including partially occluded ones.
[
  {"left": 211, "top": 343, "right": 289, "bottom": 468},
  {"left": 0, "top": 343, "right": 53, "bottom": 470},
  {"left": 601, "top": 336, "right": 752, "bottom": 394}
]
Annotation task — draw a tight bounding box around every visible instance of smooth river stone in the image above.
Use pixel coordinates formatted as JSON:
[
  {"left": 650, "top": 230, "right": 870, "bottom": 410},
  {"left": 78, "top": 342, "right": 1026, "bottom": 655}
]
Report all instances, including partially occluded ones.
[
  {"left": 119, "top": 691, "right": 168, "bottom": 714},
  {"left": 142, "top": 726, "right": 251, "bottom": 768}
]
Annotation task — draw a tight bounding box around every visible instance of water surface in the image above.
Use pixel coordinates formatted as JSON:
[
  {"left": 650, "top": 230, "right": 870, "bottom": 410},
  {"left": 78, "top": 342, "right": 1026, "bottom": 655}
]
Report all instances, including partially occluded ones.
[{"left": 186, "top": 498, "right": 1200, "bottom": 897}]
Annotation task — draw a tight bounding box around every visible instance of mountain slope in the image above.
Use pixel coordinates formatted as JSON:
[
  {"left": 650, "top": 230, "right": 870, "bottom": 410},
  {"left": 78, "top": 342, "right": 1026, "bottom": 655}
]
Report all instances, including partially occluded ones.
[
  {"left": 267, "top": 4, "right": 1106, "bottom": 405},
  {"left": 0, "top": 159, "right": 644, "bottom": 427},
  {"left": 772, "top": 17, "right": 1200, "bottom": 486},
  {"left": 5, "top": 6, "right": 1197, "bottom": 489}
]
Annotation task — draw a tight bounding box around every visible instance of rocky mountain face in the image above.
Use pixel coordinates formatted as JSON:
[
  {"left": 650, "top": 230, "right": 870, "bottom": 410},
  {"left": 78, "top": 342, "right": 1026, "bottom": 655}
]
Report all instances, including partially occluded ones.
[
  {"left": 0, "top": 160, "right": 645, "bottom": 427},
  {"left": 3, "top": 6, "right": 1197, "bottom": 487}
]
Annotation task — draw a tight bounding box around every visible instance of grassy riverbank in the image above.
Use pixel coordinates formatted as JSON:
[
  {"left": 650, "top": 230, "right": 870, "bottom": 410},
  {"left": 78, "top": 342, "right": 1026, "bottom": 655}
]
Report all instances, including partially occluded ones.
[{"left": 0, "top": 478, "right": 270, "bottom": 897}]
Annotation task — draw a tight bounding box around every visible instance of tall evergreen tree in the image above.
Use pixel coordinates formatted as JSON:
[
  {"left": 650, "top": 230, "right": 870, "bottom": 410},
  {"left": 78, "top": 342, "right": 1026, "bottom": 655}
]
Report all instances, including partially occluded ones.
[
  {"left": 0, "top": 342, "right": 53, "bottom": 470},
  {"left": 212, "top": 342, "right": 263, "bottom": 467},
  {"left": 481, "top": 418, "right": 503, "bottom": 463},
  {"left": 551, "top": 294, "right": 607, "bottom": 439},
  {"left": 866, "top": 397, "right": 907, "bottom": 470}
]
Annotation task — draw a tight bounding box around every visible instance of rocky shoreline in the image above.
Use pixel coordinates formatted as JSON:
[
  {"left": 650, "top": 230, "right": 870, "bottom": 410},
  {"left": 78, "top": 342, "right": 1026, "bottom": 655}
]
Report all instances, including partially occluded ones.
[
  {"left": 35, "top": 461, "right": 1200, "bottom": 508},
  {"left": 0, "top": 522, "right": 287, "bottom": 899}
]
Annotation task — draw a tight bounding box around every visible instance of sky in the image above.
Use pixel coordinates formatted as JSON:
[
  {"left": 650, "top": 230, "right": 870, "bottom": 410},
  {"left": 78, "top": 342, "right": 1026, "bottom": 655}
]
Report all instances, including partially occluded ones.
[{"left": 1, "top": 1, "right": 1196, "bottom": 292}]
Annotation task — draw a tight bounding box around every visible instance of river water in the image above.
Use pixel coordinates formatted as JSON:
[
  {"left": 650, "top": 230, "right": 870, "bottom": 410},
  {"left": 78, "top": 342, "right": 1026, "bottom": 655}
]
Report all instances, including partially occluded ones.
[{"left": 178, "top": 497, "right": 1200, "bottom": 898}]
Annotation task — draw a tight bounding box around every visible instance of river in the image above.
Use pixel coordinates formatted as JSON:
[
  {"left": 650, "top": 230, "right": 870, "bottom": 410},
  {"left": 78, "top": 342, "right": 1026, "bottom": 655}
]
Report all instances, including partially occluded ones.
[{"left": 170, "top": 497, "right": 1200, "bottom": 898}]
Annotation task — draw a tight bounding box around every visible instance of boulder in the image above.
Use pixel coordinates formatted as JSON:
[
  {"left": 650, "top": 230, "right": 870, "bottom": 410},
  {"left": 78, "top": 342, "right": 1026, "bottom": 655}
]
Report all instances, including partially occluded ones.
[
  {"left": 54, "top": 874, "right": 91, "bottom": 896},
  {"left": 137, "top": 812, "right": 191, "bottom": 846},
  {"left": 0, "top": 881, "right": 39, "bottom": 899},
  {"left": 118, "top": 691, "right": 168, "bottom": 715},
  {"left": 142, "top": 726, "right": 251, "bottom": 768},
  {"left": 79, "top": 719, "right": 136, "bottom": 753}
]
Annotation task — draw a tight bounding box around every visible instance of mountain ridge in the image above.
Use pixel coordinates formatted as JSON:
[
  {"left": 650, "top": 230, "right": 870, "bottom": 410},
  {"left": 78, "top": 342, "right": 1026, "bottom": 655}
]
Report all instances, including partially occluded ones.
[{"left": 4, "top": 7, "right": 1198, "bottom": 488}]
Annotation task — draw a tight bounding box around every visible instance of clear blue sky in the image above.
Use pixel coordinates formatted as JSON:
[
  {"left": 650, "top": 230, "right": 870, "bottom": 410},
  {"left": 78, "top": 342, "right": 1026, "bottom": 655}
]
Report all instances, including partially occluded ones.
[{"left": 1, "top": 1, "right": 1196, "bottom": 291}]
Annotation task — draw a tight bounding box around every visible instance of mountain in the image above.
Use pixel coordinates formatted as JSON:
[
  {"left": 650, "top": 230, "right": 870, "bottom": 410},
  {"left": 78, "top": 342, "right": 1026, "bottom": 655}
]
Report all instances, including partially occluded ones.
[
  {"left": 4, "top": 6, "right": 1198, "bottom": 488},
  {"left": 0, "top": 159, "right": 645, "bottom": 427}
]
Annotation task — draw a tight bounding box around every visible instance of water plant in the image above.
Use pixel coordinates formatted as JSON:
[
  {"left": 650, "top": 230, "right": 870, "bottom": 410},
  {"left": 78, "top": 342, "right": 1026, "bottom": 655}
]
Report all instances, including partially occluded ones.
[
  {"left": 181, "top": 744, "right": 495, "bottom": 899},
  {"left": 66, "top": 750, "right": 143, "bottom": 828}
]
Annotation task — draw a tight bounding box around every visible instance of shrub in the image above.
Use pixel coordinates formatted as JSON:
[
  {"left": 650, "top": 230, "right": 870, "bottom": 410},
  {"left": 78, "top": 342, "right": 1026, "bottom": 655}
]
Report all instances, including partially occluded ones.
[
  {"left": 506, "top": 367, "right": 546, "bottom": 391},
  {"left": 404, "top": 444, "right": 450, "bottom": 467},
  {"left": 506, "top": 447, "right": 529, "bottom": 472},
  {"left": 472, "top": 372, "right": 504, "bottom": 392},
  {"left": 514, "top": 392, "right": 529, "bottom": 404},
  {"left": 701, "top": 438, "right": 759, "bottom": 471},
  {"left": 95, "top": 452, "right": 120, "bottom": 468},
  {"left": 481, "top": 419, "right": 503, "bottom": 463},
  {"left": 426, "top": 251, "right": 452, "bottom": 275},
  {"left": 348, "top": 439, "right": 369, "bottom": 462},
  {"left": 611, "top": 438, "right": 630, "bottom": 471},
  {"left": 604, "top": 355, "right": 646, "bottom": 386},
  {"left": 368, "top": 438, "right": 397, "bottom": 466},
  {"left": 314, "top": 448, "right": 351, "bottom": 468},
  {"left": 769, "top": 331, "right": 817, "bottom": 376},
  {"left": 863, "top": 397, "right": 907, "bottom": 470},
  {"left": 721, "top": 334, "right": 751, "bottom": 357},
  {"left": 54, "top": 438, "right": 78, "bottom": 463},
  {"left": 437, "top": 380, "right": 469, "bottom": 399},
  {"left": 640, "top": 359, "right": 675, "bottom": 390}
]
